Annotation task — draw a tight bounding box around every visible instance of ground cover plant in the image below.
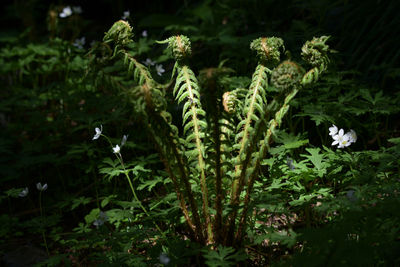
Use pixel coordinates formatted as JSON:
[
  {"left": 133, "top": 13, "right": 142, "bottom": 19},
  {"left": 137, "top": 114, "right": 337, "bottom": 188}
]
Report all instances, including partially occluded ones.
[{"left": 1, "top": 1, "right": 399, "bottom": 266}]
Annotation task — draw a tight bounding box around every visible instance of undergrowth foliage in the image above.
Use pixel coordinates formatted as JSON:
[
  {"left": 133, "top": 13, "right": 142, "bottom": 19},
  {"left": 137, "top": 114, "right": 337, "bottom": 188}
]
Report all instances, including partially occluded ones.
[{"left": 94, "top": 20, "right": 332, "bottom": 247}]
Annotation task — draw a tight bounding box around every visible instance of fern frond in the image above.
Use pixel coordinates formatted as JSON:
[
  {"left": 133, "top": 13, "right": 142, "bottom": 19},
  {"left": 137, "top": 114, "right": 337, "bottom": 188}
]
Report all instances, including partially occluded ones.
[
  {"left": 230, "top": 64, "right": 268, "bottom": 198},
  {"left": 235, "top": 85, "right": 300, "bottom": 241},
  {"left": 174, "top": 63, "right": 213, "bottom": 243}
]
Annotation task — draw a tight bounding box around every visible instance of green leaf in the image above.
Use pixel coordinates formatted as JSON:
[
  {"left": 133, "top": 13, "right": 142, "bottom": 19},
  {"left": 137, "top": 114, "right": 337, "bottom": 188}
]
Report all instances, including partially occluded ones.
[
  {"left": 276, "top": 131, "right": 309, "bottom": 149},
  {"left": 137, "top": 175, "right": 164, "bottom": 191},
  {"left": 84, "top": 208, "right": 100, "bottom": 224},
  {"left": 301, "top": 148, "right": 330, "bottom": 177}
]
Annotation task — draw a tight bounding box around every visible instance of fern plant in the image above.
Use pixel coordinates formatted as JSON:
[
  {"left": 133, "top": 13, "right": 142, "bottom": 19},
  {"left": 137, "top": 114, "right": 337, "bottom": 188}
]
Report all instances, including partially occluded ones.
[{"left": 93, "top": 20, "right": 331, "bottom": 247}]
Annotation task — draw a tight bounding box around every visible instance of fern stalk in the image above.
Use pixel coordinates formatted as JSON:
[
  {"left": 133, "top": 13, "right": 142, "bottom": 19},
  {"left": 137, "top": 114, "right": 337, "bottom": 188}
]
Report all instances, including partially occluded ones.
[{"left": 144, "top": 119, "right": 203, "bottom": 242}]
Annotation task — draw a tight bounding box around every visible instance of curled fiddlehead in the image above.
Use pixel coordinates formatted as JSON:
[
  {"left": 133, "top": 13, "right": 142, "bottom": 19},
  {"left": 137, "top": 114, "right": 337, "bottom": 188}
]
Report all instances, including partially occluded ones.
[
  {"left": 250, "top": 37, "right": 285, "bottom": 67},
  {"left": 222, "top": 91, "right": 238, "bottom": 114},
  {"left": 271, "top": 60, "right": 305, "bottom": 92},
  {"left": 103, "top": 20, "right": 134, "bottom": 47},
  {"left": 159, "top": 35, "right": 192, "bottom": 61},
  {"left": 301, "top": 36, "right": 331, "bottom": 85}
]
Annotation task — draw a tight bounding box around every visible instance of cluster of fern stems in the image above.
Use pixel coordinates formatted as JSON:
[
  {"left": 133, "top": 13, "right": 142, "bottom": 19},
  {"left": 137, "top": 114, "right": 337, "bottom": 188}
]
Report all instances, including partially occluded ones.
[{"left": 94, "top": 20, "right": 331, "bottom": 247}]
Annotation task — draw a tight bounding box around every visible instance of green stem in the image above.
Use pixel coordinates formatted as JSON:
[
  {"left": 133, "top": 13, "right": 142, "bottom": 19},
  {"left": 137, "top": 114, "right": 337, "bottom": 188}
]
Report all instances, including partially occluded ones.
[
  {"left": 116, "top": 151, "right": 167, "bottom": 240},
  {"left": 123, "top": 172, "right": 165, "bottom": 237},
  {"left": 39, "top": 191, "right": 50, "bottom": 257}
]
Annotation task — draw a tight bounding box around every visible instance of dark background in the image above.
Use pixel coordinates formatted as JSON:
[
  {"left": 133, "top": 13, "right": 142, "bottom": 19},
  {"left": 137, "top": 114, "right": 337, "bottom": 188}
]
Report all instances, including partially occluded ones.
[{"left": 1, "top": 0, "right": 399, "bottom": 87}]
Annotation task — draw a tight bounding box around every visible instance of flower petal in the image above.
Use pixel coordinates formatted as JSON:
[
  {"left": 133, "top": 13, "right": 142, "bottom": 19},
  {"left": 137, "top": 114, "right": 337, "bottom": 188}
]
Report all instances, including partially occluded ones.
[
  {"left": 112, "top": 145, "right": 120, "bottom": 154},
  {"left": 329, "top": 124, "right": 338, "bottom": 136}
]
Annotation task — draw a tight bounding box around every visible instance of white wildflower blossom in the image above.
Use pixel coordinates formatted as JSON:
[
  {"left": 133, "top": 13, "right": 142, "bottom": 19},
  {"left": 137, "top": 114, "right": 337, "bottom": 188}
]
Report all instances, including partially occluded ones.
[
  {"left": 36, "top": 182, "right": 48, "bottom": 191},
  {"left": 142, "top": 30, "right": 148, "bottom": 37},
  {"left": 59, "top": 6, "right": 72, "bottom": 18},
  {"left": 122, "top": 10, "right": 130, "bottom": 20},
  {"left": 73, "top": 37, "right": 86, "bottom": 49},
  {"left": 332, "top": 128, "right": 351, "bottom": 148},
  {"left": 93, "top": 219, "right": 102, "bottom": 227},
  {"left": 113, "top": 144, "right": 120, "bottom": 154},
  {"left": 92, "top": 125, "right": 103, "bottom": 140},
  {"left": 330, "top": 126, "right": 357, "bottom": 149},
  {"left": 348, "top": 129, "right": 357, "bottom": 144},
  {"left": 143, "top": 58, "right": 156, "bottom": 66},
  {"left": 93, "top": 211, "right": 108, "bottom": 228},
  {"left": 329, "top": 124, "right": 338, "bottom": 136},
  {"left": 19, "top": 187, "right": 29, "bottom": 197},
  {"left": 156, "top": 64, "right": 165, "bottom": 76}
]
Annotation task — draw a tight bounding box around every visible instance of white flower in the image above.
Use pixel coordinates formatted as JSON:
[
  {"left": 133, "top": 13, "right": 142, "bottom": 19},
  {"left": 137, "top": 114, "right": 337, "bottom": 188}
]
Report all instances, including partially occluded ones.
[
  {"left": 347, "top": 129, "right": 357, "bottom": 144},
  {"left": 19, "top": 187, "right": 29, "bottom": 197},
  {"left": 330, "top": 125, "right": 357, "bottom": 149},
  {"left": 36, "top": 182, "right": 48, "bottom": 191},
  {"left": 59, "top": 6, "right": 72, "bottom": 18},
  {"left": 93, "top": 219, "right": 102, "bottom": 227},
  {"left": 156, "top": 64, "right": 165, "bottom": 76},
  {"left": 92, "top": 125, "right": 103, "bottom": 140},
  {"left": 159, "top": 253, "right": 170, "bottom": 265},
  {"left": 121, "top": 135, "right": 128, "bottom": 147},
  {"left": 332, "top": 129, "right": 350, "bottom": 148},
  {"left": 72, "top": 6, "right": 82, "bottom": 14},
  {"left": 329, "top": 124, "right": 338, "bottom": 136},
  {"left": 93, "top": 211, "right": 108, "bottom": 227},
  {"left": 142, "top": 30, "right": 148, "bottom": 37},
  {"left": 121, "top": 10, "right": 130, "bottom": 20},
  {"left": 73, "top": 37, "right": 86, "bottom": 49},
  {"left": 113, "top": 144, "right": 120, "bottom": 154},
  {"left": 143, "top": 58, "right": 156, "bottom": 66}
]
